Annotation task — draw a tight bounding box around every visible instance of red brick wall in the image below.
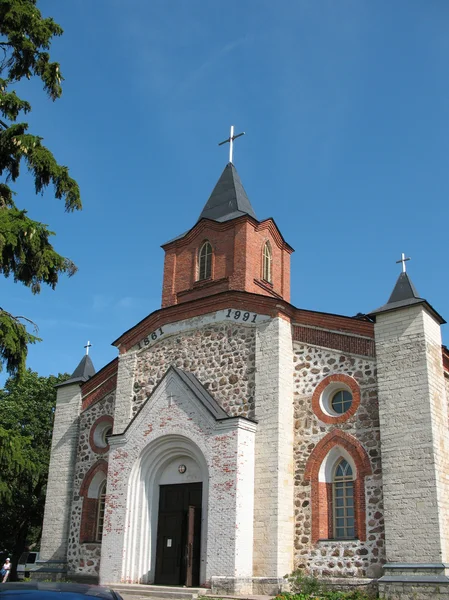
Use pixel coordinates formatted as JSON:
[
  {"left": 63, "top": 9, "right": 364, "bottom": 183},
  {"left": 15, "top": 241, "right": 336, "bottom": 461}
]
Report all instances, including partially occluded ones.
[
  {"left": 293, "top": 325, "right": 375, "bottom": 357},
  {"left": 81, "top": 358, "right": 118, "bottom": 412},
  {"left": 161, "top": 216, "right": 293, "bottom": 308}
]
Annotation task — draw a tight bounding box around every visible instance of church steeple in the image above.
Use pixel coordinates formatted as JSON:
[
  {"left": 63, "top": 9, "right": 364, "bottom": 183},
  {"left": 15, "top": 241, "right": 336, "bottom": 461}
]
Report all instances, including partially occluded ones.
[
  {"left": 197, "top": 162, "right": 257, "bottom": 223},
  {"left": 161, "top": 146, "right": 293, "bottom": 308}
]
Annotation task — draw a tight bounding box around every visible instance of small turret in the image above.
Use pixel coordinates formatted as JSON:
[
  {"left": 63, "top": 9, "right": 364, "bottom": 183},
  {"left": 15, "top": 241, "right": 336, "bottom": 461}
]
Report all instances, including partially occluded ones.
[{"left": 39, "top": 345, "right": 95, "bottom": 577}]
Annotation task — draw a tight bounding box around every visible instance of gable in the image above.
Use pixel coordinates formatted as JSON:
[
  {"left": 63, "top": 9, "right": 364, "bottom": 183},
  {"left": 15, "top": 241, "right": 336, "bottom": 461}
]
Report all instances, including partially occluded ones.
[{"left": 112, "top": 366, "right": 241, "bottom": 444}]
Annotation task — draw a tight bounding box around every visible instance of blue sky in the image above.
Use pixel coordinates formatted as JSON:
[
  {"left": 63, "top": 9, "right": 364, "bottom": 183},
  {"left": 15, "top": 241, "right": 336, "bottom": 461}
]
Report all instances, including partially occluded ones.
[{"left": 2, "top": 0, "right": 449, "bottom": 382}]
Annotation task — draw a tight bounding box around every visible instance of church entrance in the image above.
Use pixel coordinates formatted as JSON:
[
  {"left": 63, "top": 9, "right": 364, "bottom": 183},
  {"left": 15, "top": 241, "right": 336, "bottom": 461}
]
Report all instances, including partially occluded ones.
[{"left": 154, "top": 482, "right": 202, "bottom": 586}]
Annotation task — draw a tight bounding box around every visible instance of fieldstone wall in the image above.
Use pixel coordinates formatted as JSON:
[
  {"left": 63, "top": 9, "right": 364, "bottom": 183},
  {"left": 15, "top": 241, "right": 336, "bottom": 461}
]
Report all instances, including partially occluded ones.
[
  {"left": 293, "top": 343, "right": 384, "bottom": 578},
  {"left": 133, "top": 323, "right": 256, "bottom": 418},
  {"left": 67, "top": 393, "right": 115, "bottom": 577}
]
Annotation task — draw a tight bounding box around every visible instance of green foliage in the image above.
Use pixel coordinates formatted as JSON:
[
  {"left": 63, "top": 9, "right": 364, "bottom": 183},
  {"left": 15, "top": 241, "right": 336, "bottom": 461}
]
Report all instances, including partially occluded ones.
[
  {"left": 0, "top": 0, "right": 81, "bottom": 377},
  {"left": 276, "top": 591, "right": 375, "bottom": 600},
  {"left": 281, "top": 570, "right": 377, "bottom": 599},
  {"left": 285, "top": 571, "right": 325, "bottom": 596},
  {"left": 0, "top": 308, "right": 39, "bottom": 376},
  {"left": 0, "top": 369, "right": 69, "bottom": 560}
]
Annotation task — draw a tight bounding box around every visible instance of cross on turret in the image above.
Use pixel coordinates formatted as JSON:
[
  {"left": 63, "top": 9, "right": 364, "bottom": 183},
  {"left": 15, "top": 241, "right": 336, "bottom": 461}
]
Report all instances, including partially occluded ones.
[
  {"left": 218, "top": 125, "right": 245, "bottom": 164},
  {"left": 396, "top": 253, "right": 411, "bottom": 273},
  {"left": 84, "top": 340, "right": 92, "bottom": 356}
]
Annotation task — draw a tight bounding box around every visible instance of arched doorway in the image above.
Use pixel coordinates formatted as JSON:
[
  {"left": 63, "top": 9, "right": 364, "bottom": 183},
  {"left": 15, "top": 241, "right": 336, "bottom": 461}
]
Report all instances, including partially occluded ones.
[{"left": 123, "top": 435, "right": 209, "bottom": 585}]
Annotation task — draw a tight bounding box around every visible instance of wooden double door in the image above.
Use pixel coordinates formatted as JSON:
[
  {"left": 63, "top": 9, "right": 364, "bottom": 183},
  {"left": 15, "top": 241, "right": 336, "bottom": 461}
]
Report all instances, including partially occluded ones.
[{"left": 154, "top": 482, "right": 202, "bottom": 586}]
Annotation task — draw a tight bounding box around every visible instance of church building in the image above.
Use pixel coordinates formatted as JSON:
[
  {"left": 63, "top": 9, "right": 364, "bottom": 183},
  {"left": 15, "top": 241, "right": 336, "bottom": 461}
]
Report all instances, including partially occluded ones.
[{"left": 38, "top": 148, "right": 449, "bottom": 599}]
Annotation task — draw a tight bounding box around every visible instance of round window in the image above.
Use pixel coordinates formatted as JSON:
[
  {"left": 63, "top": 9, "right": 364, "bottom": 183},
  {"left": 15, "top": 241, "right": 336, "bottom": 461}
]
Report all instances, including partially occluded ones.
[
  {"left": 101, "top": 426, "right": 113, "bottom": 446},
  {"left": 331, "top": 390, "right": 353, "bottom": 414},
  {"left": 90, "top": 417, "right": 114, "bottom": 454},
  {"left": 312, "top": 375, "right": 360, "bottom": 423}
]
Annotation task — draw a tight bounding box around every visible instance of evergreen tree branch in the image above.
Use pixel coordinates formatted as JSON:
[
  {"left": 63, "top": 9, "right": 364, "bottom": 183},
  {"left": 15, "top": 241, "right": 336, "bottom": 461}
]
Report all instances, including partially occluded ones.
[
  {"left": 0, "top": 0, "right": 82, "bottom": 377},
  {"left": 0, "top": 309, "right": 40, "bottom": 376}
]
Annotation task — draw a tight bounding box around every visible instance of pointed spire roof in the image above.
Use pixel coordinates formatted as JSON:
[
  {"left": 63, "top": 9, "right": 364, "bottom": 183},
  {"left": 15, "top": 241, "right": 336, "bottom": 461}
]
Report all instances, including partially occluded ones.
[
  {"left": 197, "top": 162, "right": 257, "bottom": 223},
  {"left": 369, "top": 271, "right": 445, "bottom": 324},
  {"left": 56, "top": 354, "right": 96, "bottom": 388},
  {"left": 387, "top": 271, "right": 421, "bottom": 304}
]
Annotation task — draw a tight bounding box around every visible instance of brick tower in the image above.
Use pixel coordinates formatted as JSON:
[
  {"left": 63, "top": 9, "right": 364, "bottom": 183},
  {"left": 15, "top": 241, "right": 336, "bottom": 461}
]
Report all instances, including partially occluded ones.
[{"left": 161, "top": 162, "right": 293, "bottom": 308}]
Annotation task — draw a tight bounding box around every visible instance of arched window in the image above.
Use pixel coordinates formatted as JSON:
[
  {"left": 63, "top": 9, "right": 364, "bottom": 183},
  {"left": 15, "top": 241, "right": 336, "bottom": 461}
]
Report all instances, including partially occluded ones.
[
  {"left": 198, "top": 241, "right": 212, "bottom": 281},
  {"left": 79, "top": 460, "right": 108, "bottom": 543},
  {"left": 96, "top": 480, "right": 107, "bottom": 542},
  {"left": 333, "top": 458, "right": 355, "bottom": 539},
  {"left": 262, "top": 242, "right": 272, "bottom": 283},
  {"left": 304, "top": 430, "right": 372, "bottom": 543}
]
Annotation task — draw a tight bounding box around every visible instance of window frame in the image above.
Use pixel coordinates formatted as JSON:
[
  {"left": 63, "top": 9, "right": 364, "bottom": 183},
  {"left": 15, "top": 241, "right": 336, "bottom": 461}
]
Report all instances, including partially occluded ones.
[
  {"left": 332, "top": 458, "right": 355, "bottom": 540},
  {"left": 312, "top": 374, "right": 360, "bottom": 424},
  {"left": 330, "top": 390, "right": 353, "bottom": 415},
  {"left": 262, "top": 241, "right": 272, "bottom": 284},
  {"left": 303, "top": 429, "right": 372, "bottom": 543},
  {"left": 96, "top": 480, "right": 107, "bottom": 542},
  {"left": 198, "top": 241, "right": 213, "bottom": 281}
]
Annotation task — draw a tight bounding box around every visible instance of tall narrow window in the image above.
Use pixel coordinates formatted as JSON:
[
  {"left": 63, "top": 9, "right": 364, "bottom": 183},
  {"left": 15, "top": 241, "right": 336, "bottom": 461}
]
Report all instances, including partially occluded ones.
[
  {"left": 198, "top": 241, "right": 212, "bottom": 280},
  {"left": 262, "top": 242, "right": 272, "bottom": 283},
  {"left": 333, "top": 459, "right": 355, "bottom": 539},
  {"left": 96, "top": 480, "right": 107, "bottom": 542}
]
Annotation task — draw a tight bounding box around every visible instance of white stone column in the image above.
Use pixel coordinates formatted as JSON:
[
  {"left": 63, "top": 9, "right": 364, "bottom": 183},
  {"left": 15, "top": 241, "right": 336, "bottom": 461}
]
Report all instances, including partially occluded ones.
[
  {"left": 40, "top": 382, "right": 82, "bottom": 562},
  {"left": 113, "top": 351, "right": 137, "bottom": 433},
  {"left": 253, "top": 316, "right": 294, "bottom": 578},
  {"left": 209, "top": 418, "right": 256, "bottom": 585},
  {"left": 375, "top": 304, "right": 449, "bottom": 565}
]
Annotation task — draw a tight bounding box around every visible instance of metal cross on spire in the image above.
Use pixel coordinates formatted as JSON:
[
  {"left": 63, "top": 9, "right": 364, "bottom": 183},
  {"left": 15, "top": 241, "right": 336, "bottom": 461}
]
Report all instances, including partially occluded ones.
[
  {"left": 396, "top": 252, "right": 411, "bottom": 273},
  {"left": 218, "top": 125, "right": 245, "bottom": 164},
  {"left": 84, "top": 340, "right": 92, "bottom": 356}
]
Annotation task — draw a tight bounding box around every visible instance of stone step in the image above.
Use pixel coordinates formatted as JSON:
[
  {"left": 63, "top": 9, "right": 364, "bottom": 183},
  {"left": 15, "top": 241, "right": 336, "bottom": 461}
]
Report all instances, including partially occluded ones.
[{"left": 111, "top": 584, "right": 211, "bottom": 600}]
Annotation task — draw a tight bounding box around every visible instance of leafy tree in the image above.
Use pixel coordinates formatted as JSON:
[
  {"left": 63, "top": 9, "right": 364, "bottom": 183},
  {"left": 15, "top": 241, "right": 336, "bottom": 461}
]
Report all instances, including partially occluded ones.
[
  {"left": 0, "top": 369, "right": 68, "bottom": 567},
  {"left": 0, "top": 0, "right": 81, "bottom": 377}
]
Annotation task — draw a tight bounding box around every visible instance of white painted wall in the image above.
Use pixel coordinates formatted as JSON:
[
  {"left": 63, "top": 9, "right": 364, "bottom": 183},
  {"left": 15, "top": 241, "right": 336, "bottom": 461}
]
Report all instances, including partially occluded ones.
[
  {"left": 40, "top": 382, "right": 82, "bottom": 561},
  {"left": 253, "top": 316, "right": 294, "bottom": 577},
  {"left": 99, "top": 369, "right": 257, "bottom": 585},
  {"left": 375, "top": 304, "right": 449, "bottom": 563}
]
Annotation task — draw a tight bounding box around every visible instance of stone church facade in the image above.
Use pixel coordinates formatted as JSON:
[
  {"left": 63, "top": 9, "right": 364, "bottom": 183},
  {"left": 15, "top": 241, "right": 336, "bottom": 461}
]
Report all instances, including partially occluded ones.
[{"left": 39, "top": 162, "right": 449, "bottom": 599}]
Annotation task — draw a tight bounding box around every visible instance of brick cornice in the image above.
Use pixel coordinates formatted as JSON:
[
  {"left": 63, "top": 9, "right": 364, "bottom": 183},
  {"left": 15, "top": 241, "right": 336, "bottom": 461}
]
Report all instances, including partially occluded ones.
[
  {"left": 115, "top": 291, "right": 291, "bottom": 352},
  {"left": 113, "top": 289, "right": 375, "bottom": 353},
  {"left": 255, "top": 218, "right": 294, "bottom": 253},
  {"left": 82, "top": 358, "right": 118, "bottom": 395},
  {"left": 82, "top": 374, "right": 117, "bottom": 412},
  {"left": 161, "top": 216, "right": 249, "bottom": 250},
  {"left": 293, "top": 310, "right": 374, "bottom": 337},
  {"left": 161, "top": 214, "right": 294, "bottom": 253},
  {"left": 178, "top": 276, "right": 229, "bottom": 298},
  {"left": 253, "top": 278, "right": 283, "bottom": 299},
  {"left": 293, "top": 325, "right": 375, "bottom": 357}
]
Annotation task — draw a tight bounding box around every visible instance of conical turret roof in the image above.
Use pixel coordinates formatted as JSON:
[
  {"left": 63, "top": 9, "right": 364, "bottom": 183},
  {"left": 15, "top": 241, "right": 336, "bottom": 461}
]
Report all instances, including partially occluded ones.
[
  {"left": 56, "top": 354, "right": 96, "bottom": 387},
  {"left": 197, "top": 162, "right": 257, "bottom": 223},
  {"left": 386, "top": 271, "right": 421, "bottom": 305},
  {"left": 369, "top": 271, "right": 445, "bottom": 324}
]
